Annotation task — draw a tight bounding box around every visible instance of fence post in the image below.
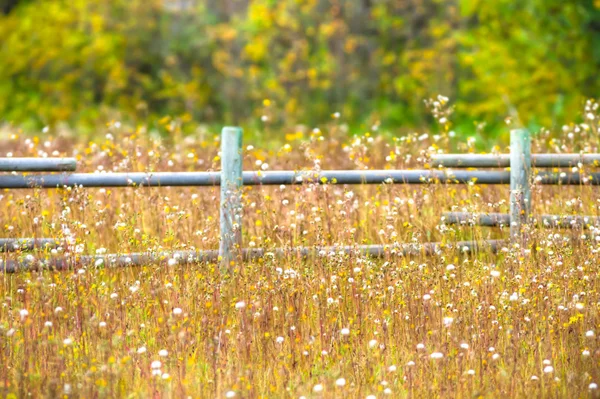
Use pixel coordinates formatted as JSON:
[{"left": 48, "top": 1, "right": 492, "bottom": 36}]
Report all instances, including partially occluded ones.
[
  {"left": 510, "top": 128, "right": 531, "bottom": 244},
  {"left": 219, "top": 127, "right": 243, "bottom": 271}
]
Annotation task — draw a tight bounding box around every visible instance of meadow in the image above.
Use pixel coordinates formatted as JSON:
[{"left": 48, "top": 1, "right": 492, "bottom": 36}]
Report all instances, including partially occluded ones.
[{"left": 1, "top": 105, "right": 600, "bottom": 398}]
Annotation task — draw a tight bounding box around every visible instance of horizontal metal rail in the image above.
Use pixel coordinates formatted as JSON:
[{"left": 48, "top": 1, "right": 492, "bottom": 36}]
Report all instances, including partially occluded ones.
[
  {"left": 431, "top": 154, "right": 600, "bottom": 168},
  {"left": 1, "top": 240, "right": 504, "bottom": 272},
  {"left": 0, "top": 170, "right": 507, "bottom": 188},
  {"left": 0, "top": 157, "right": 76, "bottom": 171},
  {"left": 443, "top": 212, "right": 600, "bottom": 228},
  {"left": 1, "top": 170, "right": 600, "bottom": 188},
  {"left": 0, "top": 238, "right": 59, "bottom": 252}
]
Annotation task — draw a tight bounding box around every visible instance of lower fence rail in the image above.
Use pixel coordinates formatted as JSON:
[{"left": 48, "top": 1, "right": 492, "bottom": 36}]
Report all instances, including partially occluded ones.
[
  {"left": 0, "top": 238, "right": 60, "bottom": 252},
  {"left": 0, "top": 240, "right": 504, "bottom": 273}
]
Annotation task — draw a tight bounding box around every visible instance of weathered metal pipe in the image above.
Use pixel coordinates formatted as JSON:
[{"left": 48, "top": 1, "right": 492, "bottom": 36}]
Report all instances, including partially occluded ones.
[
  {"left": 431, "top": 153, "right": 600, "bottom": 168},
  {"left": 442, "top": 212, "right": 511, "bottom": 226},
  {"left": 443, "top": 212, "right": 600, "bottom": 229},
  {"left": 0, "top": 157, "right": 76, "bottom": 171},
  {"left": 0, "top": 170, "right": 511, "bottom": 188},
  {"left": 1, "top": 170, "right": 598, "bottom": 189},
  {"left": 0, "top": 240, "right": 504, "bottom": 272},
  {"left": 0, "top": 238, "right": 59, "bottom": 252}
]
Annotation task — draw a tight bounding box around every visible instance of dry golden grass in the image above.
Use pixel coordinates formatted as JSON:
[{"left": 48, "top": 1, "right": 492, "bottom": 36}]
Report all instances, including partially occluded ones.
[{"left": 1, "top": 106, "right": 600, "bottom": 398}]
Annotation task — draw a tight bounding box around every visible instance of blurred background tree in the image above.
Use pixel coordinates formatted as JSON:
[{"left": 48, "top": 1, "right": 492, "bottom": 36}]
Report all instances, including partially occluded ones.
[{"left": 0, "top": 0, "right": 599, "bottom": 138}]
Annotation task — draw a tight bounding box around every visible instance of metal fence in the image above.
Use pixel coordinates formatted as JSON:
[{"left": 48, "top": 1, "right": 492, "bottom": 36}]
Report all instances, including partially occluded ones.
[{"left": 1, "top": 128, "right": 597, "bottom": 273}]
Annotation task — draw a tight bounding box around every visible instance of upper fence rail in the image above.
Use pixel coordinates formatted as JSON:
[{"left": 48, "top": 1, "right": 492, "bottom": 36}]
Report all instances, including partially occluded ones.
[
  {"left": 1, "top": 170, "right": 600, "bottom": 189},
  {"left": 0, "top": 157, "right": 77, "bottom": 172}
]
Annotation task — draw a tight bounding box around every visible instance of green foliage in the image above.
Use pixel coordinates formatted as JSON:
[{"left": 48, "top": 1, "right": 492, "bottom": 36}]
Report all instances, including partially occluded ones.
[
  {"left": 0, "top": 0, "right": 599, "bottom": 136},
  {"left": 458, "top": 0, "right": 600, "bottom": 131}
]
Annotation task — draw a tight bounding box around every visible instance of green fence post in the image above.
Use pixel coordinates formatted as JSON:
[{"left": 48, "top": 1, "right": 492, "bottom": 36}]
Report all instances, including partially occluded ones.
[
  {"left": 510, "top": 128, "right": 531, "bottom": 245},
  {"left": 219, "top": 127, "right": 243, "bottom": 271}
]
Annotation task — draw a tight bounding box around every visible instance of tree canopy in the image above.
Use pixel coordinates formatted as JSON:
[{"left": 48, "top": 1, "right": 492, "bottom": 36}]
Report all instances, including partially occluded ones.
[{"left": 0, "top": 0, "right": 599, "bottom": 136}]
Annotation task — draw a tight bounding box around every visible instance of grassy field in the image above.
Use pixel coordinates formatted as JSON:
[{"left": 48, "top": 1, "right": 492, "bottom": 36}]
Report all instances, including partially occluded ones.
[{"left": 0, "top": 120, "right": 599, "bottom": 398}]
